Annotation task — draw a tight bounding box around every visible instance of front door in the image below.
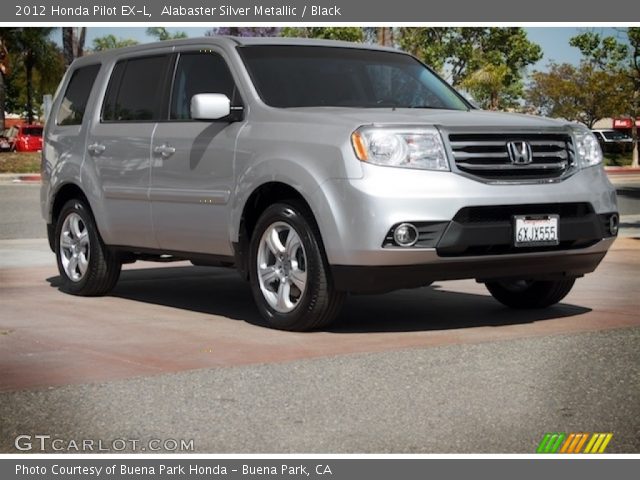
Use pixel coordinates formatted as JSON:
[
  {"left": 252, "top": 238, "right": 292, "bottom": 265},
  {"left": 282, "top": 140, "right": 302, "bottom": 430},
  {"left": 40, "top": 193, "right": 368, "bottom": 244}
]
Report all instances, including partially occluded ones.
[{"left": 150, "top": 50, "right": 243, "bottom": 255}]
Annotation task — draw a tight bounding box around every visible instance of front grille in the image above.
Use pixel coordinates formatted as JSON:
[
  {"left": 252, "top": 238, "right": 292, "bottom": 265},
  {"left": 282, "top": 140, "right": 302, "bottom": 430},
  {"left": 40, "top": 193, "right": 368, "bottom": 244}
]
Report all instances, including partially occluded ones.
[{"left": 448, "top": 133, "right": 575, "bottom": 181}]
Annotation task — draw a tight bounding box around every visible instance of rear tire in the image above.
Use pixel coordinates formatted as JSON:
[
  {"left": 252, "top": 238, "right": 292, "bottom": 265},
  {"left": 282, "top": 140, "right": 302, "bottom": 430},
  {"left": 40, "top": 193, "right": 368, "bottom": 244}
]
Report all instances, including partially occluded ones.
[
  {"left": 55, "top": 199, "right": 121, "bottom": 296},
  {"left": 249, "top": 201, "right": 345, "bottom": 331},
  {"left": 485, "top": 278, "right": 576, "bottom": 309}
]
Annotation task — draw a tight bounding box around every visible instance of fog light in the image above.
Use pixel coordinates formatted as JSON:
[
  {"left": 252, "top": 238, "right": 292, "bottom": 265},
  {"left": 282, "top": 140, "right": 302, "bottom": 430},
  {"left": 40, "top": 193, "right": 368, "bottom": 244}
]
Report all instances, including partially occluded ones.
[
  {"left": 609, "top": 214, "right": 619, "bottom": 236},
  {"left": 393, "top": 223, "right": 419, "bottom": 247}
]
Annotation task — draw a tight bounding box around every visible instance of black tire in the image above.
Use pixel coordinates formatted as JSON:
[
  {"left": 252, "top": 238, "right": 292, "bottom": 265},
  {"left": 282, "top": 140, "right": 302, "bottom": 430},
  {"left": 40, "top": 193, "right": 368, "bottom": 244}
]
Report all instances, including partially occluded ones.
[
  {"left": 248, "top": 201, "right": 345, "bottom": 331},
  {"left": 54, "top": 198, "right": 121, "bottom": 296},
  {"left": 485, "top": 278, "right": 576, "bottom": 309}
]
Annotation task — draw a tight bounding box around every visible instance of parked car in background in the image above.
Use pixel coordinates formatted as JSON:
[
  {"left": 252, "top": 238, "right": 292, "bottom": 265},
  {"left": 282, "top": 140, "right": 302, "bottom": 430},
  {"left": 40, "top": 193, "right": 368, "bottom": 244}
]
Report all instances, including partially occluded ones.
[
  {"left": 592, "top": 129, "right": 634, "bottom": 154},
  {"left": 3, "top": 123, "right": 44, "bottom": 152}
]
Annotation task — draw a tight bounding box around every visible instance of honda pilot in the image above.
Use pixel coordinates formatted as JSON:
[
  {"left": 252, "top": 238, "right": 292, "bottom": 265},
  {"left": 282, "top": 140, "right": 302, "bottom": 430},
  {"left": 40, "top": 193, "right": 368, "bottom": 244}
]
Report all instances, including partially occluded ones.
[{"left": 41, "top": 37, "right": 619, "bottom": 331}]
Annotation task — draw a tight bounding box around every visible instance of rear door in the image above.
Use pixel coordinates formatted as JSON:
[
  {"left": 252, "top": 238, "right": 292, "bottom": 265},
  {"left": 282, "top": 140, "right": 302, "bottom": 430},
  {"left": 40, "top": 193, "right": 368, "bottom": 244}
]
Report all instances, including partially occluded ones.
[
  {"left": 150, "top": 49, "right": 244, "bottom": 255},
  {"left": 44, "top": 63, "right": 101, "bottom": 220},
  {"left": 87, "top": 53, "right": 173, "bottom": 248}
]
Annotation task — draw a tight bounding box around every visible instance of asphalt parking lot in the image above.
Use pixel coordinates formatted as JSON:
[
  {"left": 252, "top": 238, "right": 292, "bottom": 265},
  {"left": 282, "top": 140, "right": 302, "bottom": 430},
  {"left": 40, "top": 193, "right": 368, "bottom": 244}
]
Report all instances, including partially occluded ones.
[{"left": 0, "top": 179, "right": 639, "bottom": 453}]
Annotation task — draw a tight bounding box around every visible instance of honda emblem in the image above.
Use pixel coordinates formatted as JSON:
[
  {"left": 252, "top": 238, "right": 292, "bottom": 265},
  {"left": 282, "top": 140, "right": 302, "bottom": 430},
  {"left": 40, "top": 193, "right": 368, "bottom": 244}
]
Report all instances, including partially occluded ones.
[{"left": 507, "top": 141, "right": 533, "bottom": 165}]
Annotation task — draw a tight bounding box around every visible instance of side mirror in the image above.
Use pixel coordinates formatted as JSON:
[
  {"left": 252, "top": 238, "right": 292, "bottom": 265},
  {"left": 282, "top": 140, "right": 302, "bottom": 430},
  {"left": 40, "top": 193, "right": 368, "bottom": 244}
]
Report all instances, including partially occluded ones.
[{"left": 190, "top": 93, "right": 231, "bottom": 120}]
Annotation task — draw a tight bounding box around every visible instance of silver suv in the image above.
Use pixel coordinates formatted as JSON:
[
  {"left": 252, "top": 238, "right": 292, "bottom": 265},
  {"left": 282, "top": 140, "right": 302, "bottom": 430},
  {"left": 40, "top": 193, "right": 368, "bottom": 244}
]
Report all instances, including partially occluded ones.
[{"left": 42, "top": 37, "right": 618, "bottom": 331}]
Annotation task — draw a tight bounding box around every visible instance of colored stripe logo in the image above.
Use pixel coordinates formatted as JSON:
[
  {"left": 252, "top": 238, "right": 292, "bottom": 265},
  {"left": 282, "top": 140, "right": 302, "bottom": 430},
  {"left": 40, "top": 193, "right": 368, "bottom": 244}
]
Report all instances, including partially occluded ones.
[{"left": 537, "top": 433, "right": 613, "bottom": 453}]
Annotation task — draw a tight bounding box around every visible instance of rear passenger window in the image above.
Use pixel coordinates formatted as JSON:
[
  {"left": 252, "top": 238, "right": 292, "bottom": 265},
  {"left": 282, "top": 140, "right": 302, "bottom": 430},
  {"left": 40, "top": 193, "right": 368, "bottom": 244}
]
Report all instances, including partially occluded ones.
[
  {"left": 102, "top": 55, "right": 170, "bottom": 122},
  {"left": 56, "top": 64, "right": 101, "bottom": 126},
  {"left": 170, "top": 52, "right": 237, "bottom": 120}
]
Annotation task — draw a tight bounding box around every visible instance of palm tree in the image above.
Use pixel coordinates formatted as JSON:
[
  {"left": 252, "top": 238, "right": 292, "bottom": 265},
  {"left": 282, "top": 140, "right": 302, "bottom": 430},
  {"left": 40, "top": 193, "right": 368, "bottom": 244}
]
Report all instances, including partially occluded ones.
[
  {"left": 462, "top": 64, "right": 510, "bottom": 110},
  {"left": 62, "top": 27, "right": 86, "bottom": 66},
  {"left": 146, "top": 27, "right": 187, "bottom": 41},
  {"left": 92, "top": 34, "right": 138, "bottom": 51},
  {"left": 10, "top": 28, "right": 57, "bottom": 123},
  {"left": 377, "top": 27, "right": 394, "bottom": 46}
]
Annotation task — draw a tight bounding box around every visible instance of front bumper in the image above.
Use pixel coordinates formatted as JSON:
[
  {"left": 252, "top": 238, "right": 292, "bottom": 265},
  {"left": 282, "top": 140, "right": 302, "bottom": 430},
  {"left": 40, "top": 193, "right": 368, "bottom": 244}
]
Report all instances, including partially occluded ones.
[
  {"left": 312, "top": 164, "right": 617, "bottom": 266},
  {"left": 310, "top": 164, "right": 618, "bottom": 293},
  {"left": 331, "top": 238, "right": 613, "bottom": 293}
]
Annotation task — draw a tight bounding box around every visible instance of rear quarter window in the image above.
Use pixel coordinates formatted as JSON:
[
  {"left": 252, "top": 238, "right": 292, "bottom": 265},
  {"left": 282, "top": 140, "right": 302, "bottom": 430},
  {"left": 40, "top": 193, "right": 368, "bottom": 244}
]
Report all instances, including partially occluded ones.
[{"left": 56, "top": 64, "right": 101, "bottom": 126}]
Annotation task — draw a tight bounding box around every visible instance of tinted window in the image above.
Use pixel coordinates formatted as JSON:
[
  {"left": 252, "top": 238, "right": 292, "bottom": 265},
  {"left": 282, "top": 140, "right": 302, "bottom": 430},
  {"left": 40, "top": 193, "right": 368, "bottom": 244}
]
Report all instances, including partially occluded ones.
[
  {"left": 170, "top": 52, "right": 237, "bottom": 120},
  {"left": 22, "top": 127, "right": 43, "bottom": 136},
  {"left": 102, "top": 55, "right": 170, "bottom": 121},
  {"left": 603, "top": 130, "right": 631, "bottom": 140},
  {"left": 56, "top": 64, "right": 101, "bottom": 126},
  {"left": 239, "top": 45, "right": 469, "bottom": 110}
]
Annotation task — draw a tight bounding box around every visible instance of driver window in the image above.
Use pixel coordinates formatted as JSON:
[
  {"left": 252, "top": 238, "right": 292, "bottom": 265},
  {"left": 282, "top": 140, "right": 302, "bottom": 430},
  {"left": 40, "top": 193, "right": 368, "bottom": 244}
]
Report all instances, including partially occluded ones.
[{"left": 170, "top": 52, "right": 237, "bottom": 120}]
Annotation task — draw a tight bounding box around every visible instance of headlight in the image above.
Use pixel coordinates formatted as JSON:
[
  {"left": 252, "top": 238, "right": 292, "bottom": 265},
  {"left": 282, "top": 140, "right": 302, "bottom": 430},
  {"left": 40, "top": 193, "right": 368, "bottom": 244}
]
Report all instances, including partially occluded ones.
[
  {"left": 351, "top": 126, "right": 449, "bottom": 171},
  {"left": 572, "top": 127, "right": 603, "bottom": 168}
]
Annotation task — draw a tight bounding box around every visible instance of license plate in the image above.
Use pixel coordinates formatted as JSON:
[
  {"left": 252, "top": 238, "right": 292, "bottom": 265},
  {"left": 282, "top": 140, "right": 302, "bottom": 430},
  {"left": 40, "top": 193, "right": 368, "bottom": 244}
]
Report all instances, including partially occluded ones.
[{"left": 513, "top": 215, "right": 559, "bottom": 247}]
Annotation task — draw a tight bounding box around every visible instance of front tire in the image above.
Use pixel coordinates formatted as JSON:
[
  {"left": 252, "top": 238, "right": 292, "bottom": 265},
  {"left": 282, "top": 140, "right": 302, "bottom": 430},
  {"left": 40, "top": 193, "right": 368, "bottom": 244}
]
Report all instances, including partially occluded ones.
[
  {"left": 249, "top": 202, "right": 345, "bottom": 331},
  {"left": 55, "top": 199, "right": 121, "bottom": 296},
  {"left": 485, "top": 278, "right": 576, "bottom": 309}
]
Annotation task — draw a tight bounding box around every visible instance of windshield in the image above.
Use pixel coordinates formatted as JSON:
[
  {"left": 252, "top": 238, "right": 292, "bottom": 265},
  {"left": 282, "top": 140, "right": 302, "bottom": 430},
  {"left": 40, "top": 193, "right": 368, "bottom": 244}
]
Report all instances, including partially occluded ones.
[
  {"left": 238, "top": 45, "right": 470, "bottom": 110},
  {"left": 602, "top": 130, "right": 631, "bottom": 140}
]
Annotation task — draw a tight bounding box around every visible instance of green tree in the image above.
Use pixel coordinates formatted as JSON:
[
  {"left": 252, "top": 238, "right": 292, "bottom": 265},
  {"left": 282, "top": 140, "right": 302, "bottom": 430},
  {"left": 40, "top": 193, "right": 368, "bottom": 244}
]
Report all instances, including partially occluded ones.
[
  {"left": 4, "top": 28, "right": 62, "bottom": 124},
  {"left": 280, "top": 27, "right": 363, "bottom": 42},
  {"left": 5, "top": 54, "right": 64, "bottom": 117},
  {"left": 462, "top": 64, "right": 510, "bottom": 110},
  {"left": 398, "top": 28, "right": 542, "bottom": 108},
  {"left": 206, "top": 27, "right": 280, "bottom": 37},
  {"left": 146, "top": 27, "right": 187, "bottom": 41},
  {"left": 570, "top": 29, "right": 640, "bottom": 167},
  {"left": 398, "top": 28, "right": 451, "bottom": 73},
  {"left": 92, "top": 34, "right": 139, "bottom": 51},
  {"left": 526, "top": 62, "right": 632, "bottom": 128}
]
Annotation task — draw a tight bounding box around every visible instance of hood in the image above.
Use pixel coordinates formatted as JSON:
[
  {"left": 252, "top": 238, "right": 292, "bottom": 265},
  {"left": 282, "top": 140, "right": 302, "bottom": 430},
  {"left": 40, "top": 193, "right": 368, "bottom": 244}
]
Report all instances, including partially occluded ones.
[{"left": 275, "top": 107, "right": 570, "bottom": 131}]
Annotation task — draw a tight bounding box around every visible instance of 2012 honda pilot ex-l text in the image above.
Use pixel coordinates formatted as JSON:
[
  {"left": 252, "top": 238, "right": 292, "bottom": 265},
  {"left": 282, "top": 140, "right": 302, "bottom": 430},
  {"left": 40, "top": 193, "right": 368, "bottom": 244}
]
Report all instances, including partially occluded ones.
[{"left": 41, "top": 37, "right": 619, "bottom": 331}]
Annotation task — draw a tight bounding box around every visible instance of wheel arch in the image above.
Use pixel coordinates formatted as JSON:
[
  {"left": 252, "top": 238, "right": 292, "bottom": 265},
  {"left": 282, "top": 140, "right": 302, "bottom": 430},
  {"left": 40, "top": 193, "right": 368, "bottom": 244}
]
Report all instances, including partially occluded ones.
[
  {"left": 48, "top": 183, "right": 93, "bottom": 252},
  {"left": 234, "top": 181, "right": 325, "bottom": 280}
]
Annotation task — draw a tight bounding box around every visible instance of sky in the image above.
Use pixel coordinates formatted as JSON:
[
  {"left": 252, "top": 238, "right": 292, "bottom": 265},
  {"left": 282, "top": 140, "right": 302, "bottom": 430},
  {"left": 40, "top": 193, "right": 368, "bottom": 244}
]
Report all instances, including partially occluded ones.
[{"left": 57, "top": 26, "right": 624, "bottom": 73}]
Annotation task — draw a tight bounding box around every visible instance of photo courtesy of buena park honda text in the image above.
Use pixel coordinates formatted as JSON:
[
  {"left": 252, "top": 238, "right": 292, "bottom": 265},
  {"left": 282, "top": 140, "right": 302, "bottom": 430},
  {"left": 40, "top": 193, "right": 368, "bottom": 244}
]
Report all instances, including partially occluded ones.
[{"left": 0, "top": 0, "right": 638, "bottom": 478}]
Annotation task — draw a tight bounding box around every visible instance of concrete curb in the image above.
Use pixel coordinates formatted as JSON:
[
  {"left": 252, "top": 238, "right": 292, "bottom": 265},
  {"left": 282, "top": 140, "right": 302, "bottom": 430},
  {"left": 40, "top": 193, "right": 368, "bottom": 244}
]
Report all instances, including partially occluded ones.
[
  {"left": 605, "top": 167, "right": 640, "bottom": 174},
  {"left": 14, "top": 174, "right": 41, "bottom": 183},
  {"left": 0, "top": 173, "right": 41, "bottom": 183}
]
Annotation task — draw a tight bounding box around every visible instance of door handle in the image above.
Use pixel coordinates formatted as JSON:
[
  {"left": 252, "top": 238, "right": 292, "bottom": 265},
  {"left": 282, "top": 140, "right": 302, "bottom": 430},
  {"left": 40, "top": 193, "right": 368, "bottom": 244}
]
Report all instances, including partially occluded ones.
[
  {"left": 87, "top": 143, "right": 106, "bottom": 155},
  {"left": 154, "top": 144, "right": 176, "bottom": 158}
]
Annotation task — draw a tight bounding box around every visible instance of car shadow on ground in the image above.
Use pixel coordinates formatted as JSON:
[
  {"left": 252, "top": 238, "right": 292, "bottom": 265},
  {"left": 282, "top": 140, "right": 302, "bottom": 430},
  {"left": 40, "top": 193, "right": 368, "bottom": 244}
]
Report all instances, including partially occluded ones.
[{"left": 47, "top": 264, "right": 591, "bottom": 334}]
